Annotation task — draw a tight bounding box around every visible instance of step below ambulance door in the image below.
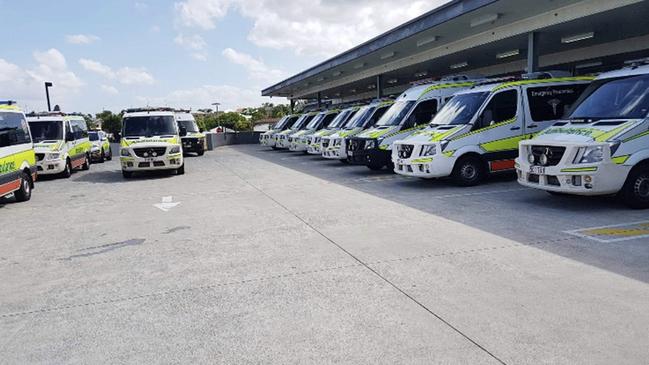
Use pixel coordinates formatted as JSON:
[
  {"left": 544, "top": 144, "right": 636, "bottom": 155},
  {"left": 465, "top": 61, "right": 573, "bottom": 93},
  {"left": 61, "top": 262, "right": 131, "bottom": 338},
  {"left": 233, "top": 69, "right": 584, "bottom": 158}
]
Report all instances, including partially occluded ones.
[{"left": 473, "top": 88, "right": 521, "bottom": 163}]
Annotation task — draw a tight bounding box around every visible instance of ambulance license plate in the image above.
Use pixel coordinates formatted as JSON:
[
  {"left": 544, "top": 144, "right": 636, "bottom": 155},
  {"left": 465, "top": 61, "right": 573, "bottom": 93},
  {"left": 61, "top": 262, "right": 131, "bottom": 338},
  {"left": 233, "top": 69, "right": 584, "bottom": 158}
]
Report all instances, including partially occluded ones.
[{"left": 530, "top": 165, "right": 545, "bottom": 174}]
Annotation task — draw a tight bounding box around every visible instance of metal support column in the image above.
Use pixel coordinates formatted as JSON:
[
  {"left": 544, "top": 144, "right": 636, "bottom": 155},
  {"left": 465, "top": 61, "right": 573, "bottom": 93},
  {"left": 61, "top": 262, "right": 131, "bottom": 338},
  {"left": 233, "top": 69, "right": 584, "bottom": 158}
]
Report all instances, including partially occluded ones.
[
  {"left": 376, "top": 75, "right": 383, "bottom": 99},
  {"left": 317, "top": 92, "right": 322, "bottom": 108},
  {"left": 290, "top": 99, "right": 295, "bottom": 114},
  {"left": 527, "top": 32, "right": 539, "bottom": 73}
]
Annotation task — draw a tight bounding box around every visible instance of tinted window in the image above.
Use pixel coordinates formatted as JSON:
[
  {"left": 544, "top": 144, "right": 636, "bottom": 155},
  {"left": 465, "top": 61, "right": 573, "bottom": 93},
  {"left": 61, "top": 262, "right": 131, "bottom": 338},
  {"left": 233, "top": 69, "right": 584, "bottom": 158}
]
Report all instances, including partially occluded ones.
[
  {"left": 29, "top": 120, "right": 64, "bottom": 142},
  {"left": 177, "top": 119, "right": 199, "bottom": 133},
  {"left": 89, "top": 132, "right": 99, "bottom": 141},
  {"left": 431, "top": 92, "right": 490, "bottom": 126},
  {"left": 569, "top": 75, "right": 649, "bottom": 120},
  {"left": 321, "top": 113, "right": 338, "bottom": 128},
  {"left": 69, "top": 120, "right": 88, "bottom": 140},
  {"left": 0, "top": 112, "right": 31, "bottom": 147},
  {"left": 123, "top": 116, "right": 177, "bottom": 137},
  {"left": 403, "top": 99, "right": 438, "bottom": 128},
  {"left": 474, "top": 90, "right": 518, "bottom": 130},
  {"left": 527, "top": 84, "right": 589, "bottom": 122},
  {"left": 375, "top": 101, "right": 416, "bottom": 126}
]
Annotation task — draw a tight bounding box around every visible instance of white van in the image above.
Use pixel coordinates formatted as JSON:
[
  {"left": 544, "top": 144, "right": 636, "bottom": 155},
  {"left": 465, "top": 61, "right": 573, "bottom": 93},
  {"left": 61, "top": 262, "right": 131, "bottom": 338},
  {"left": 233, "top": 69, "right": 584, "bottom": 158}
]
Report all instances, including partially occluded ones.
[
  {"left": 260, "top": 115, "right": 299, "bottom": 148},
  {"left": 393, "top": 73, "right": 592, "bottom": 185},
  {"left": 175, "top": 111, "right": 206, "bottom": 156},
  {"left": 517, "top": 64, "right": 649, "bottom": 208},
  {"left": 274, "top": 113, "right": 317, "bottom": 149},
  {"left": 120, "top": 107, "right": 185, "bottom": 178},
  {"left": 322, "top": 100, "right": 393, "bottom": 161},
  {"left": 0, "top": 101, "right": 36, "bottom": 202},
  {"left": 306, "top": 106, "right": 359, "bottom": 155},
  {"left": 346, "top": 77, "right": 479, "bottom": 170},
  {"left": 289, "top": 109, "right": 340, "bottom": 152},
  {"left": 28, "top": 112, "right": 92, "bottom": 178}
]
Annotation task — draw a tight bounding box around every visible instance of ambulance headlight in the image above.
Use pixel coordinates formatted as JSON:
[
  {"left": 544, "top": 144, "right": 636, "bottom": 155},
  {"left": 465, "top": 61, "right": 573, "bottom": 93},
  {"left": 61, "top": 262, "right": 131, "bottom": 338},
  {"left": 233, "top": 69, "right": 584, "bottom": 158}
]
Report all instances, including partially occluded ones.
[
  {"left": 421, "top": 145, "right": 437, "bottom": 157},
  {"left": 169, "top": 146, "right": 181, "bottom": 154},
  {"left": 46, "top": 153, "right": 61, "bottom": 160},
  {"left": 120, "top": 149, "right": 131, "bottom": 157},
  {"left": 578, "top": 146, "right": 605, "bottom": 164},
  {"left": 365, "top": 139, "right": 376, "bottom": 150}
]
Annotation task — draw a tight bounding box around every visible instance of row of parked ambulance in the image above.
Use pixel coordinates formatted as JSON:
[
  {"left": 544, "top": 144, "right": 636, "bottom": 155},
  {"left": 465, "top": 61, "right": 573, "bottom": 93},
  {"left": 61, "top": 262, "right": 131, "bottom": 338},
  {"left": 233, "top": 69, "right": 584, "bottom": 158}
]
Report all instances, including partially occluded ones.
[
  {"left": 260, "top": 63, "right": 649, "bottom": 209},
  {"left": 0, "top": 104, "right": 207, "bottom": 203}
]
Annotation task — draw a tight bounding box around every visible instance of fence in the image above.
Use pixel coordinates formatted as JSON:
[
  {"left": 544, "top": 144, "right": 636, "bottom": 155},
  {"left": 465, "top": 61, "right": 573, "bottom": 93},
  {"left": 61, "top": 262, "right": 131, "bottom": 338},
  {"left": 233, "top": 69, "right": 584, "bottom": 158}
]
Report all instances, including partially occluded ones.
[{"left": 206, "top": 132, "right": 263, "bottom": 150}]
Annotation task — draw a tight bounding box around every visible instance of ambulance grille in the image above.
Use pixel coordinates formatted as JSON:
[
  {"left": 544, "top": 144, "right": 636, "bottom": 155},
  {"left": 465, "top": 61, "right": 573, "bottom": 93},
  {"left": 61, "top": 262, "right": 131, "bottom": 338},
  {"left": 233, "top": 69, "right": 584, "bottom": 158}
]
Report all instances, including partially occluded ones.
[
  {"left": 397, "top": 144, "right": 414, "bottom": 159},
  {"left": 133, "top": 147, "right": 167, "bottom": 158},
  {"left": 35, "top": 153, "right": 45, "bottom": 161},
  {"left": 530, "top": 145, "right": 565, "bottom": 166}
]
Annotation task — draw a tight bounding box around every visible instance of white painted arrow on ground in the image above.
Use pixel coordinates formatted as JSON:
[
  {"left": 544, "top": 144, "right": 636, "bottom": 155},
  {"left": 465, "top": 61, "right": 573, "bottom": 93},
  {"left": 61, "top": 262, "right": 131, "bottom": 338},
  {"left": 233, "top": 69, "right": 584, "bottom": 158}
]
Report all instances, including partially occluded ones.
[{"left": 154, "top": 196, "right": 181, "bottom": 212}]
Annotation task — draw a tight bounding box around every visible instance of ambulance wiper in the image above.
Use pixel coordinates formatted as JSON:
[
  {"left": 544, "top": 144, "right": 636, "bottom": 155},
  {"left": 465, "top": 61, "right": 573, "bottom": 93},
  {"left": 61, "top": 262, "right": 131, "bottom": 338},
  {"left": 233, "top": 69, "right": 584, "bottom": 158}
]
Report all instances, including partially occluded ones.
[{"left": 566, "top": 117, "right": 603, "bottom": 123}]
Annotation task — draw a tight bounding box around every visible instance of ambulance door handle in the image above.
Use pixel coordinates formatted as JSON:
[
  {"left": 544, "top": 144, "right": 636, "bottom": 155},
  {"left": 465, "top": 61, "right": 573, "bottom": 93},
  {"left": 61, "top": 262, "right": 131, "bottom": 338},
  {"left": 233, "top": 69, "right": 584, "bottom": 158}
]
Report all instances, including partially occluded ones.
[{"left": 510, "top": 126, "right": 521, "bottom": 131}]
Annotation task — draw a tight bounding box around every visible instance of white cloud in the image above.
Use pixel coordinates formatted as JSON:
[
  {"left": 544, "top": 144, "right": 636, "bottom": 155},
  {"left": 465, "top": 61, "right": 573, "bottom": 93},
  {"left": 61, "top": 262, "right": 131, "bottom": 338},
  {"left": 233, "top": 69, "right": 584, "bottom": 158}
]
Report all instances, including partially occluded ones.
[
  {"left": 192, "top": 53, "right": 208, "bottom": 61},
  {"left": 222, "top": 48, "right": 286, "bottom": 84},
  {"left": 174, "top": 0, "right": 451, "bottom": 57},
  {"left": 174, "top": 0, "right": 231, "bottom": 30},
  {"left": 0, "top": 49, "right": 83, "bottom": 110},
  {"left": 174, "top": 34, "right": 207, "bottom": 50},
  {"left": 79, "top": 58, "right": 155, "bottom": 85},
  {"left": 65, "top": 34, "right": 100, "bottom": 45},
  {"left": 134, "top": 1, "right": 148, "bottom": 10},
  {"left": 150, "top": 25, "right": 161, "bottom": 33},
  {"left": 100, "top": 85, "right": 119, "bottom": 95},
  {"left": 138, "top": 84, "right": 286, "bottom": 111}
]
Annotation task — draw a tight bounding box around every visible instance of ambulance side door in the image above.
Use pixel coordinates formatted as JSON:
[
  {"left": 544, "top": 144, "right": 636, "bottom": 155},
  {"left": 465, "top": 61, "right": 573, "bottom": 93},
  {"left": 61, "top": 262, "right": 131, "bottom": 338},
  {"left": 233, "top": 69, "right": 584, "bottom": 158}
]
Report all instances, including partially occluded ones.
[
  {"left": 64, "top": 121, "right": 73, "bottom": 155},
  {"left": 473, "top": 88, "right": 522, "bottom": 164},
  {"left": 523, "top": 83, "right": 590, "bottom": 136}
]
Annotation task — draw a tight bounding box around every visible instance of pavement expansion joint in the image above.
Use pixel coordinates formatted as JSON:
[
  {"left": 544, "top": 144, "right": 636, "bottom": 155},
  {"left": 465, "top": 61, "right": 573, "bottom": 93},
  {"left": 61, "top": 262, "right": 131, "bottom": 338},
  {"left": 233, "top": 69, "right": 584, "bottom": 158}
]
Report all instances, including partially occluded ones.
[
  {"left": 0, "top": 263, "right": 363, "bottom": 319},
  {"left": 215, "top": 158, "right": 508, "bottom": 365}
]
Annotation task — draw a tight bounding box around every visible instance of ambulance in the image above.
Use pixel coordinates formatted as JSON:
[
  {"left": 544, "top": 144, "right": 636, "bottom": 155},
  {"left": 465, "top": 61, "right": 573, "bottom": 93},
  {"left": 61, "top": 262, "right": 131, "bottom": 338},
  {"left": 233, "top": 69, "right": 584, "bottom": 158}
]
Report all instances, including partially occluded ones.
[
  {"left": 392, "top": 73, "right": 592, "bottom": 185},
  {"left": 27, "top": 112, "right": 92, "bottom": 178},
  {"left": 260, "top": 115, "right": 299, "bottom": 148},
  {"left": 274, "top": 112, "right": 317, "bottom": 149},
  {"left": 0, "top": 101, "right": 36, "bottom": 202},
  {"left": 89, "top": 130, "right": 112, "bottom": 162},
  {"left": 346, "top": 77, "right": 480, "bottom": 170},
  {"left": 289, "top": 109, "right": 340, "bottom": 152},
  {"left": 175, "top": 110, "right": 206, "bottom": 156},
  {"left": 517, "top": 63, "right": 649, "bottom": 208},
  {"left": 306, "top": 106, "right": 358, "bottom": 155},
  {"left": 119, "top": 107, "right": 185, "bottom": 178}
]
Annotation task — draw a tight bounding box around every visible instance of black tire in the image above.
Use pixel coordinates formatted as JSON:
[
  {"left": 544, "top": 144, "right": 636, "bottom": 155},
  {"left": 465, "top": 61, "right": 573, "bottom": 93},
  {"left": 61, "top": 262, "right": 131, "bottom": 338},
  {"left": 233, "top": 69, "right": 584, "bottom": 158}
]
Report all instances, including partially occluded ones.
[
  {"left": 106, "top": 148, "right": 112, "bottom": 161},
  {"left": 82, "top": 154, "right": 90, "bottom": 170},
  {"left": 271, "top": 146, "right": 279, "bottom": 150},
  {"left": 14, "top": 172, "right": 32, "bottom": 202},
  {"left": 176, "top": 164, "right": 185, "bottom": 175},
  {"left": 340, "top": 158, "right": 349, "bottom": 164},
  {"left": 99, "top": 149, "right": 105, "bottom": 163},
  {"left": 366, "top": 162, "right": 384, "bottom": 171},
  {"left": 547, "top": 191, "right": 569, "bottom": 196},
  {"left": 197, "top": 149, "right": 204, "bottom": 156},
  {"left": 452, "top": 155, "right": 487, "bottom": 187},
  {"left": 620, "top": 165, "right": 649, "bottom": 209},
  {"left": 62, "top": 159, "right": 72, "bottom": 178},
  {"left": 122, "top": 170, "right": 133, "bottom": 179},
  {"left": 386, "top": 160, "right": 395, "bottom": 173}
]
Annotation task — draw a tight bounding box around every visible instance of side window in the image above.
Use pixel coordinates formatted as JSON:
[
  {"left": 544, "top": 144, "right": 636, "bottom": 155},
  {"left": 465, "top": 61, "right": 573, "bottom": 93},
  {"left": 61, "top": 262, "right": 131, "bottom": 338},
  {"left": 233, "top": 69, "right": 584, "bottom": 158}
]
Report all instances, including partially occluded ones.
[
  {"left": 0, "top": 113, "right": 31, "bottom": 147},
  {"left": 403, "top": 99, "right": 438, "bottom": 129},
  {"left": 475, "top": 90, "right": 518, "bottom": 130},
  {"left": 526, "top": 84, "right": 589, "bottom": 122},
  {"left": 70, "top": 120, "right": 88, "bottom": 140}
]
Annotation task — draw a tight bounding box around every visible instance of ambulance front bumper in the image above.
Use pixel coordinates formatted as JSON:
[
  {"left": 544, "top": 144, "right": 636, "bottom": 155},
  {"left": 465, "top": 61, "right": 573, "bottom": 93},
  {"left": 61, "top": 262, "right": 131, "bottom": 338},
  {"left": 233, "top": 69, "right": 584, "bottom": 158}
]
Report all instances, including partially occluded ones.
[
  {"left": 516, "top": 142, "right": 630, "bottom": 195},
  {"left": 391, "top": 142, "right": 454, "bottom": 178},
  {"left": 120, "top": 146, "right": 183, "bottom": 172},
  {"left": 322, "top": 138, "right": 347, "bottom": 160}
]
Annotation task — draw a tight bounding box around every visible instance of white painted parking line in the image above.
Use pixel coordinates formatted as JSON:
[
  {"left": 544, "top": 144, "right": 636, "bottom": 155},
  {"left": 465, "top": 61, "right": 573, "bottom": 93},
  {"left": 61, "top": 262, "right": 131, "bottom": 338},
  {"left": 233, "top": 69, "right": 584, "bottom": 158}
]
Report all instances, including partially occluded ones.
[
  {"left": 430, "top": 187, "right": 530, "bottom": 199},
  {"left": 566, "top": 221, "right": 649, "bottom": 243}
]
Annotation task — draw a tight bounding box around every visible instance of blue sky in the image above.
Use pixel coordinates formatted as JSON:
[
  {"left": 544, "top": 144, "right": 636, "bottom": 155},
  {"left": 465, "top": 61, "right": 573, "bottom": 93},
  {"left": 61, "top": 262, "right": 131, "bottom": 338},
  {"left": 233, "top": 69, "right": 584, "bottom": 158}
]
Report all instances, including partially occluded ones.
[{"left": 0, "top": 0, "right": 446, "bottom": 113}]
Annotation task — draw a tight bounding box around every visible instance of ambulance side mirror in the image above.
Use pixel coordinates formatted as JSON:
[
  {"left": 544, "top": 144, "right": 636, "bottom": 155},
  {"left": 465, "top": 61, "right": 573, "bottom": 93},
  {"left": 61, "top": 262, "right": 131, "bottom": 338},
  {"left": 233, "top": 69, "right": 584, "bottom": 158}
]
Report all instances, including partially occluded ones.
[
  {"left": 179, "top": 126, "right": 188, "bottom": 137},
  {"left": 65, "top": 132, "right": 75, "bottom": 142}
]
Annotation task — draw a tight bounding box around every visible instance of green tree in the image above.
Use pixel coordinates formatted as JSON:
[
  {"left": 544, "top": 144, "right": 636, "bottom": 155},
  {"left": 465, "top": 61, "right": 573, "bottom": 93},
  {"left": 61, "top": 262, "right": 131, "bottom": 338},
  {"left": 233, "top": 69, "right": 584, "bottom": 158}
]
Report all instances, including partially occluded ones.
[{"left": 96, "top": 110, "right": 122, "bottom": 137}]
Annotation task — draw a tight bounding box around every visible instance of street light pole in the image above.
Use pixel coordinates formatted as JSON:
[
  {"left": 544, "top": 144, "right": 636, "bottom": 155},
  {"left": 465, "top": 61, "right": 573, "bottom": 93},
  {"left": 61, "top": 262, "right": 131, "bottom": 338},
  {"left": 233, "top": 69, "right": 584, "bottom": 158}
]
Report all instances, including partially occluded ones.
[
  {"left": 44, "top": 82, "right": 53, "bottom": 111},
  {"left": 211, "top": 102, "right": 221, "bottom": 114}
]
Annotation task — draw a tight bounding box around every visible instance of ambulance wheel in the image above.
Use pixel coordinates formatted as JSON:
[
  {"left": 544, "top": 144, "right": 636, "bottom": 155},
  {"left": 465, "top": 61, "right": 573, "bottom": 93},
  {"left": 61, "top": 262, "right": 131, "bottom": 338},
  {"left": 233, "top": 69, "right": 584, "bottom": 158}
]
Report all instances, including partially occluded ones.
[
  {"left": 122, "top": 171, "right": 133, "bottom": 179},
  {"left": 452, "top": 155, "right": 486, "bottom": 187},
  {"left": 14, "top": 172, "right": 32, "bottom": 202},
  {"left": 99, "top": 149, "right": 105, "bottom": 163},
  {"left": 82, "top": 154, "right": 90, "bottom": 170},
  {"left": 367, "top": 162, "right": 384, "bottom": 171},
  {"left": 62, "top": 159, "right": 72, "bottom": 178},
  {"left": 387, "top": 160, "right": 395, "bottom": 173},
  {"left": 620, "top": 164, "right": 649, "bottom": 209},
  {"left": 340, "top": 159, "right": 349, "bottom": 164},
  {"left": 176, "top": 164, "right": 185, "bottom": 175},
  {"left": 272, "top": 146, "right": 279, "bottom": 150},
  {"left": 106, "top": 148, "right": 112, "bottom": 160},
  {"left": 197, "top": 149, "right": 204, "bottom": 156}
]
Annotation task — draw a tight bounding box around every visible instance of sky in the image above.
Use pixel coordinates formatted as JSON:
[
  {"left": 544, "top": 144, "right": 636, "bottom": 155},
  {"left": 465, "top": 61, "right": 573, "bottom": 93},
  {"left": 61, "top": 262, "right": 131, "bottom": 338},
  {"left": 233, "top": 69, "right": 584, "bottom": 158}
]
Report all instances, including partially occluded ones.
[{"left": 0, "top": 0, "right": 450, "bottom": 113}]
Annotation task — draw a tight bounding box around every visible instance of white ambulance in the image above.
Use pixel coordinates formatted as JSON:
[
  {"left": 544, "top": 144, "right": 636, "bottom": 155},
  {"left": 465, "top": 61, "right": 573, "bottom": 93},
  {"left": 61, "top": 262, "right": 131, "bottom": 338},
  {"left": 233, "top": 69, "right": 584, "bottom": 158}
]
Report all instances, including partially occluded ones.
[
  {"left": 321, "top": 100, "right": 394, "bottom": 162},
  {"left": 306, "top": 106, "right": 359, "bottom": 155},
  {"left": 517, "top": 64, "right": 649, "bottom": 208},
  {"left": 392, "top": 73, "right": 592, "bottom": 185},
  {"left": 346, "top": 77, "right": 480, "bottom": 170},
  {"left": 0, "top": 101, "right": 36, "bottom": 202},
  {"left": 274, "top": 113, "right": 317, "bottom": 149},
  {"left": 260, "top": 115, "right": 299, "bottom": 148},
  {"left": 28, "top": 112, "right": 92, "bottom": 178},
  {"left": 289, "top": 109, "right": 340, "bottom": 152},
  {"left": 120, "top": 107, "right": 185, "bottom": 178}
]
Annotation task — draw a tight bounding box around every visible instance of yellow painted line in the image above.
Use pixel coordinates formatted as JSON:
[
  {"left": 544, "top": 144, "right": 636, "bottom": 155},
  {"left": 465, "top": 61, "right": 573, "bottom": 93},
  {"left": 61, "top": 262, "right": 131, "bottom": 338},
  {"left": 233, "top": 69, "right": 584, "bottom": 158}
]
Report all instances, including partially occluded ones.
[{"left": 566, "top": 221, "right": 649, "bottom": 242}]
